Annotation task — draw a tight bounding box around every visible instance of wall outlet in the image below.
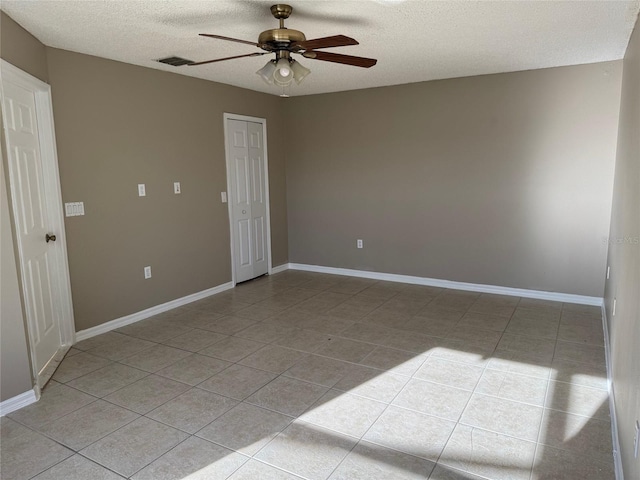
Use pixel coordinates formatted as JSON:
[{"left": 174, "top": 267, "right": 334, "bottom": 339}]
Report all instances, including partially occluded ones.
[
  {"left": 138, "top": 184, "right": 146, "bottom": 197},
  {"left": 357, "top": 239, "right": 363, "bottom": 249},
  {"left": 634, "top": 421, "right": 639, "bottom": 458},
  {"left": 606, "top": 266, "right": 610, "bottom": 280},
  {"left": 613, "top": 298, "right": 617, "bottom": 316},
  {"left": 144, "top": 266, "right": 152, "bottom": 279},
  {"left": 221, "top": 191, "right": 227, "bottom": 203},
  {"left": 174, "top": 182, "right": 181, "bottom": 194}
]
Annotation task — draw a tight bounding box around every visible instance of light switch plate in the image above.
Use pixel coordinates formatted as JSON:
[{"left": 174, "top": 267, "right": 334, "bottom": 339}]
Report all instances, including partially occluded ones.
[
  {"left": 138, "top": 184, "right": 146, "bottom": 197},
  {"left": 221, "top": 191, "right": 227, "bottom": 203},
  {"left": 65, "top": 202, "right": 85, "bottom": 217},
  {"left": 144, "top": 266, "right": 152, "bottom": 279},
  {"left": 174, "top": 182, "right": 181, "bottom": 194}
]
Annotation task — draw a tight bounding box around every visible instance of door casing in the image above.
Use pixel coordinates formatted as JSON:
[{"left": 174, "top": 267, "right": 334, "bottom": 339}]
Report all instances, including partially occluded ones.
[
  {"left": 223, "top": 113, "right": 273, "bottom": 285},
  {"left": 1, "top": 60, "right": 75, "bottom": 389}
]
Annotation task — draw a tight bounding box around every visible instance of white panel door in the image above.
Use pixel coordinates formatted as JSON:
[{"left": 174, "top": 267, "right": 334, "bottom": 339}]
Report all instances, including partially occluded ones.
[
  {"left": 2, "top": 80, "right": 62, "bottom": 378},
  {"left": 226, "top": 118, "right": 269, "bottom": 283}
]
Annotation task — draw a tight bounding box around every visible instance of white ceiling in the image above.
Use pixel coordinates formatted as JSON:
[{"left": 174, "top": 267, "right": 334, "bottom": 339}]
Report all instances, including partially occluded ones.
[{"left": 2, "top": 0, "right": 639, "bottom": 97}]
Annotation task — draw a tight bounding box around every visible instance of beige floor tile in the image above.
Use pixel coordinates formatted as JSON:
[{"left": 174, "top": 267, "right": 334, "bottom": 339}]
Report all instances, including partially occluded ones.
[
  {"left": 147, "top": 388, "right": 238, "bottom": 433},
  {"left": 359, "top": 346, "right": 427, "bottom": 376},
  {"left": 156, "top": 354, "right": 231, "bottom": 386},
  {"left": 545, "top": 381, "right": 610, "bottom": 420},
  {"left": 360, "top": 308, "right": 413, "bottom": 329},
  {"left": 428, "top": 340, "right": 493, "bottom": 367},
  {"left": 161, "top": 329, "right": 227, "bottom": 352},
  {"left": 329, "top": 440, "right": 435, "bottom": 479},
  {"left": 37, "top": 399, "right": 139, "bottom": 450},
  {"left": 31, "top": 454, "right": 126, "bottom": 480},
  {"left": 475, "top": 370, "right": 548, "bottom": 406},
  {"left": 239, "top": 345, "right": 307, "bottom": 374},
  {"left": 86, "top": 336, "right": 157, "bottom": 361},
  {"left": 52, "top": 352, "right": 113, "bottom": 383},
  {"left": 235, "top": 323, "right": 297, "bottom": 343},
  {"left": 294, "top": 314, "right": 356, "bottom": 334},
  {"left": 460, "top": 394, "right": 543, "bottom": 441},
  {"left": 66, "top": 363, "right": 149, "bottom": 397},
  {"left": 197, "top": 402, "right": 292, "bottom": 455},
  {"left": 505, "top": 316, "right": 560, "bottom": 339},
  {"left": 557, "top": 323, "right": 605, "bottom": 346},
  {"left": 117, "top": 322, "right": 193, "bottom": 343},
  {"left": 496, "top": 333, "right": 556, "bottom": 360},
  {"left": 429, "top": 464, "right": 487, "bottom": 479},
  {"left": 204, "top": 315, "right": 259, "bottom": 335},
  {"left": 1, "top": 416, "right": 31, "bottom": 441},
  {"left": 273, "top": 328, "right": 332, "bottom": 352},
  {"left": 399, "top": 315, "right": 456, "bottom": 338},
  {"left": 456, "top": 311, "right": 511, "bottom": 331},
  {"left": 414, "top": 357, "right": 484, "bottom": 390},
  {"left": 378, "top": 329, "right": 439, "bottom": 354},
  {"left": 554, "top": 341, "right": 605, "bottom": 366},
  {"left": 103, "top": 374, "right": 190, "bottom": 414},
  {"left": 177, "top": 310, "right": 226, "bottom": 330},
  {"left": 334, "top": 365, "right": 410, "bottom": 403},
  {"left": 234, "top": 303, "right": 283, "bottom": 321},
  {"left": 415, "top": 304, "right": 467, "bottom": 322},
  {"left": 132, "top": 436, "right": 248, "bottom": 479},
  {"left": 198, "top": 364, "right": 277, "bottom": 400},
  {"left": 246, "top": 376, "right": 328, "bottom": 416},
  {"left": 340, "top": 322, "right": 395, "bottom": 345},
  {"left": 538, "top": 409, "right": 613, "bottom": 465},
  {"left": 293, "top": 292, "right": 352, "bottom": 314},
  {"left": 8, "top": 383, "right": 96, "bottom": 429},
  {"left": 379, "top": 297, "right": 427, "bottom": 316},
  {"left": 283, "top": 354, "right": 353, "bottom": 387},
  {"left": 315, "top": 337, "right": 377, "bottom": 363},
  {"left": 300, "top": 389, "right": 387, "bottom": 438},
  {"left": 393, "top": 379, "right": 472, "bottom": 421},
  {"left": 0, "top": 427, "right": 73, "bottom": 480},
  {"left": 198, "top": 336, "right": 265, "bottom": 362},
  {"left": 363, "top": 405, "right": 456, "bottom": 461},
  {"left": 228, "top": 459, "right": 304, "bottom": 479},
  {"left": 486, "top": 350, "right": 552, "bottom": 379},
  {"left": 255, "top": 420, "right": 357, "bottom": 480},
  {"left": 73, "top": 331, "right": 130, "bottom": 351},
  {"left": 531, "top": 444, "right": 615, "bottom": 480},
  {"left": 517, "top": 298, "right": 563, "bottom": 316},
  {"left": 81, "top": 417, "right": 189, "bottom": 477},
  {"left": 447, "top": 326, "right": 502, "bottom": 348},
  {"left": 439, "top": 424, "right": 536, "bottom": 480},
  {"left": 120, "top": 344, "right": 192, "bottom": 373},
  {"left": 329, "top": 278, "right": 376, "bottom": 295},
  {"left": 467, "top": 301, "right": 516, "bottom": 318},
  {"left": 550, "top": 357, "right": 607, "bottom": 390}
]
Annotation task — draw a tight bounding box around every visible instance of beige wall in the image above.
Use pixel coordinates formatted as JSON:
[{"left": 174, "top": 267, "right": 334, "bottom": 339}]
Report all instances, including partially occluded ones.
[
  {"left": 285, "top": 62, "right": 622, "bottom": 297},
  {"left": 605, "top": 17, "right": 640, "bottom": 480},
  {"left": 0, "top": 11, "right": 48, "bottom": 83},
  {"left": 45, "top": 48, "right": 287, "bottom": 332}
]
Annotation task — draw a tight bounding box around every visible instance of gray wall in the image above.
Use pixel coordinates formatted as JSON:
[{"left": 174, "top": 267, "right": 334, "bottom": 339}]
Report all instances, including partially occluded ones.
[
  {"left": 285, "top": 62, "right": 622, "bottom": 297},
  {"left": 605, "top": 16, "right": 640, "bottom": 480},
  {"left": 46, "top": 48, "right": 288, "bottom": 332},
  {"left": 0, "top": 11, "right": 46, "bottom": 402}
]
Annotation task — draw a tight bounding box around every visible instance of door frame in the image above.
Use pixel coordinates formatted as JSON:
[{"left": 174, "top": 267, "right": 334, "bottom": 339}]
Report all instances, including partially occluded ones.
[
  {"left": 222, "top": 113, "right": 273, "bottom": 286},
  {"left": 1, "top": 60, "right": 76, "bottom": 386}
]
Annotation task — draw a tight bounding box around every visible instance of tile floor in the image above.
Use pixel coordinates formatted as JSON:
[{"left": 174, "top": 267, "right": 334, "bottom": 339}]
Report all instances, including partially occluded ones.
[{"left": 1, "top": 271, "right": 614, "bottom": 480}]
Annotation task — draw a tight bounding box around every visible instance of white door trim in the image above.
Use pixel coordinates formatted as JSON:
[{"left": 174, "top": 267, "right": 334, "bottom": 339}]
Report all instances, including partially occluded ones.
[
  {"left": 1, "top": 60, "right": 76, "bottom": 383},
  {"left": 223, "top": 113, "right": 273, "bottom": 285}
]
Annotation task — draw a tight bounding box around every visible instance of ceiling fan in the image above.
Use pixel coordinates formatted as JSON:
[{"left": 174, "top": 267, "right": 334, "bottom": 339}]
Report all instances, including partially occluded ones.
[{"left": 186, "top": 4, "right": 377, "bottom": 92}]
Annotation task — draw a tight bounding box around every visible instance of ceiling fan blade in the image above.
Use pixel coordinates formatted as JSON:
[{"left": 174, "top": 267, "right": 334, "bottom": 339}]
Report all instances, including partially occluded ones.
[
  {"left": 291, "top": 35, "right": 358, "bottom": 51},
  {"left": 301, "top": 51, "right": 377, "bottom": 68},
  {"left": 188, "top": 52, "right": 268, "bottom": 66},
  {"left": 199, "top": 33, "right": 260, "bottom": 47}
]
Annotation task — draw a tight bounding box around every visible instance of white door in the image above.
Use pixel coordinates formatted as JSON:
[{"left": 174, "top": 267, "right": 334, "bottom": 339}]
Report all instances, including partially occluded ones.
[
  {"left": 226, "top": 118, "right": 269, "bottom": 283},
  {"left": 2, "top": 62, "right": 73, "bottom": 385}
]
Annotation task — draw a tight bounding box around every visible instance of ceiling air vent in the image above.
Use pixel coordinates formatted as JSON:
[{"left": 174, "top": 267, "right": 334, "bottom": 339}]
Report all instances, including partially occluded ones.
[{"left": 157, "top": 56, "right": 194, "bottom": 67}]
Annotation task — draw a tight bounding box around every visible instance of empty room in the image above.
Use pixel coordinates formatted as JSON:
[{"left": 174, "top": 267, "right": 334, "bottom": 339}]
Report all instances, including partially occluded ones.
[{"left": 1, "top": 1, "right": 639, "bottom": 479}]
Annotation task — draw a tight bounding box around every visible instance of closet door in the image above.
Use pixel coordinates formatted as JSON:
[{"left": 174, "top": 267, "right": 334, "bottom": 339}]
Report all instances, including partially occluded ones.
[{"left": 226, "top": 119, "right": 268, "bottom": 283}]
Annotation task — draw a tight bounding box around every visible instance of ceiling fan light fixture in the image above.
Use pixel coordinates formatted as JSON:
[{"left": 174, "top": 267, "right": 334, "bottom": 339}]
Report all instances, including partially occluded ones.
[
  {"left": 256, "top": 60, "right": 277, "bottom": 84},
  {"left": 273, "top": 58, "right": 294, "bottom": 86},
  {"left": 290, "top": 60, "right": 311, "bottom": 84}
]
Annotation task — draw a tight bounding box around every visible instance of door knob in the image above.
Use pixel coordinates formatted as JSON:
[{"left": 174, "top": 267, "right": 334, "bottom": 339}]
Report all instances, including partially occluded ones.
[{"left": 46, "top": 233, "right": 56, "bottom": 243}]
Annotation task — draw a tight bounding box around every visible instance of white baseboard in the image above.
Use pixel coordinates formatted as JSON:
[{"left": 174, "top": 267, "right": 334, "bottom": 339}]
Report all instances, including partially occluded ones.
[
  {"left": 0, "top": 388, "right": 38, "bottom": 416},
  {"left": 75, "top": 282, "right": 234, "bottom": 342},
  {"left": 287, "top": 263, "right": 603, "bottom": 306},
  {"left": 602, "top": 304, "right": 624, "bottom": 480},
  {"left": 270, "top": 263, "right": 289, "bottom": 275}
]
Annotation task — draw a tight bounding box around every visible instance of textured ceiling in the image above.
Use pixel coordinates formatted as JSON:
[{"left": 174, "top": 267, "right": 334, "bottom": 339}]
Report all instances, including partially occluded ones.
[{"left": 2, "top": 0, "right": 639, "bottom": 96}]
